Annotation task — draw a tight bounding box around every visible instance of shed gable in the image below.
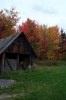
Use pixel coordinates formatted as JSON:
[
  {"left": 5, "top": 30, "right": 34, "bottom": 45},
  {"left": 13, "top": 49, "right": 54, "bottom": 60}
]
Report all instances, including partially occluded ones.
[{"left": 6, "top": 34, "right": 30, "bottom": 54}]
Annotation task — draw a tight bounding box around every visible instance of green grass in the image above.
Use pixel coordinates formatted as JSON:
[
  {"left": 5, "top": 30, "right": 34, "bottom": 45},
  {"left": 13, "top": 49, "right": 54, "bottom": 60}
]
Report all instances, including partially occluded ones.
[{"left": 0, "top": 61, "right": 66, "bottom": 100}]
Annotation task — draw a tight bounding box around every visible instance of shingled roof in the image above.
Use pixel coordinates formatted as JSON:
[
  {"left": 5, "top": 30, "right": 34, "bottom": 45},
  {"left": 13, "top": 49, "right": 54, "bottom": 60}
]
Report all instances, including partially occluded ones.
[{"left": 0, "top": 31, "right": 36, "bottom": 57}]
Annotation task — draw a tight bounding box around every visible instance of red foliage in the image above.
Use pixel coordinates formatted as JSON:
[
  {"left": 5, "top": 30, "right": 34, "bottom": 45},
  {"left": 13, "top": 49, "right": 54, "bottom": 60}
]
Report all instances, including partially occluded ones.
[{"left": 19, "top": 18, "right": 48, "bottom": 58}]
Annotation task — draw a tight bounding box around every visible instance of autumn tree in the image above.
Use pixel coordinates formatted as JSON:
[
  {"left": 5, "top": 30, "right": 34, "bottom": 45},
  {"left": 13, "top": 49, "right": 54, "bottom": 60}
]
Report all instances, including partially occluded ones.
[
  {"left": 39, "top": 25, "right": 60, "bottom": 60},
  {"left": 19, "top": 18, "right": 47, "bottom": 58},
  {"left": 19, "top": 19, "right": 60, "bottom": 60},
  {"left": 58, "top": 29, "right": 66, "bottom": 60},
  {"left": 39, "top": 25, "right": 48, "bottom": 59},
  {"left": 0, "top": 8, "right": 20, "bottom": 38},
  {"left": 46, "top": 26, "right": 60, "bottom": 60}
]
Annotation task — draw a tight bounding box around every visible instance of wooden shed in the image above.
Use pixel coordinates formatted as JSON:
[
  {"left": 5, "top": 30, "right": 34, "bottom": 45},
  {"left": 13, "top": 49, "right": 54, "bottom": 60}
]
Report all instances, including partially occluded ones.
[{"left": 0, "top": 31, "right": 36, "bottom": 72}]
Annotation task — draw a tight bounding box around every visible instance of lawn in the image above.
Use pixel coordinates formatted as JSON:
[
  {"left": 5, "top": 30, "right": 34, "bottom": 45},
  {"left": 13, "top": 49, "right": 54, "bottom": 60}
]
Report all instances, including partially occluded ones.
[{"left": 0, "top": 61, "right": 66, "bottom": 100}]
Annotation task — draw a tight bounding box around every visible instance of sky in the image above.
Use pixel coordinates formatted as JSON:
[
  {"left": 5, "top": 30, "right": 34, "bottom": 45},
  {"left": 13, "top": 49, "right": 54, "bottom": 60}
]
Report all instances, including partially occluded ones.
[{"left": 0, "top": 0, "right": 66, "bottom": 30}]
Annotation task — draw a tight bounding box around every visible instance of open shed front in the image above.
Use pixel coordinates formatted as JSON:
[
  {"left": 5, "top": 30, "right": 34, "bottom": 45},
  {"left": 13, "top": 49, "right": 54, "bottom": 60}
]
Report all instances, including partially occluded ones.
[{"left": 0, "top": 52, "right": 34, "bottom": 72}]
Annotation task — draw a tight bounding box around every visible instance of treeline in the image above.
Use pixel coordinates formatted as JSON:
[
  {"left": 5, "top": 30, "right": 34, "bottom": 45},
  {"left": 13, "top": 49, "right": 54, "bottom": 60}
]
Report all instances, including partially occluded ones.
[{"left": 0, "top": 8, "right": 66, "bottom": 60}]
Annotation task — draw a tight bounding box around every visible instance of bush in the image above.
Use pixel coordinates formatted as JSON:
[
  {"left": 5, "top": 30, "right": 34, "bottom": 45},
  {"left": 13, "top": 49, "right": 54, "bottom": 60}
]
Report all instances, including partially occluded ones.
[
  {"left": 44, "top": 60, "right": 59, "bottom": 66},
  {"left": 35, "top": 60, "right": 59, "bottom": 67}
]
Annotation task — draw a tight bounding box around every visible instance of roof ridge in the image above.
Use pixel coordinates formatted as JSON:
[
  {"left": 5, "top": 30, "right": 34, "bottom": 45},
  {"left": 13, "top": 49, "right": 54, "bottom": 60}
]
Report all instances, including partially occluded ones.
[{"left": 0, "top": 31, "right": 22, "bottom": 40}]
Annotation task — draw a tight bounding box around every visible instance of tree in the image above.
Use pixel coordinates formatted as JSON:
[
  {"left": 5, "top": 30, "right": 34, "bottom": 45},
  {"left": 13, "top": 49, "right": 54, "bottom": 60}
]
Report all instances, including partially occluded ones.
[
  {"left": 39, "top": 25, "right": 48, "bottom": 59},
  {"left": 58, "top": 29, "right": 66, "bottom": 60},
  {"left": 19, "top": 18, "right": 47, "bottom": 58},
  {"left": 47, "top": 26, "right": 60, "bottom": 60},
  {"left": 0, "top": 8, "right": 20, "bottom": 38},
  {"left": 39, "top": 25, "right": 60, "bottom": 60}
]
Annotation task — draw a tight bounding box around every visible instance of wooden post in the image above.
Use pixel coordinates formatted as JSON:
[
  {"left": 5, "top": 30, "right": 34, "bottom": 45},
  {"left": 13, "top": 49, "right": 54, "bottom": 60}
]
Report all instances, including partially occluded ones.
[
  {"left": 0, "top": 55, "right": 2, "bottom": 73},
  {"left": 2, "top": 53, "right": 5, "bottom": 72},
  {"left": 30, "top": 56, "right": 33, "bottom": 66},
  {"left": 29, "top": 56, "right": 32, "bottom": 69},
  {"left": 17, "top": 54, "right": 19, "bottom": 70}
]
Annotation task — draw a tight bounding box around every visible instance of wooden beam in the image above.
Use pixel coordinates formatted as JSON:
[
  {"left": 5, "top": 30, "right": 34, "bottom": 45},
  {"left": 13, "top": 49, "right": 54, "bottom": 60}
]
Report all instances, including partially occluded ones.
[
  {"left": 0, "top": 55, "right": 2, "bottom": 73},
  {"left": 2, "top": 53, "right": 5, "bottom": 72},
  {"left": 17, "top": 54, "right": 19, "bottom": 70}
]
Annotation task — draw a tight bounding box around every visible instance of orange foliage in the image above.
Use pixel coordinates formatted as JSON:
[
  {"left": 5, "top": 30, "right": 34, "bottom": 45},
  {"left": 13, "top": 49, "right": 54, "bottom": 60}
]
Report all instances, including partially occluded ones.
[
  {"left": 0, "top": 8, "right": 20, "bottom": 38},
  {"left": 47, "top": 26, "right": 60, "bottom": 60},
  {"left": 39, "top": 25, "right": 60, "bottom": 60}
]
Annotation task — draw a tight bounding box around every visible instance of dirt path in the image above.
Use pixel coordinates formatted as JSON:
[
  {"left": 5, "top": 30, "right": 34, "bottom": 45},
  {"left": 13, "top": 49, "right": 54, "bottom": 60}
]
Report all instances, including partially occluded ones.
[
  {"left": 0, "top": 79, "right": 16, "bottom": 88},
  {"left": 0, "top": 79, "right": 25, "bottom": 99}
]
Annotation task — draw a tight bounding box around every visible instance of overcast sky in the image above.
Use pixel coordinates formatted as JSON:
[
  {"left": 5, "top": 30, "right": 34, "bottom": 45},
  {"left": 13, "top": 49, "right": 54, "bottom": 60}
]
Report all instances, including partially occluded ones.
[{"left": 0, "top": 0, "right": 66, "bottom": 30}]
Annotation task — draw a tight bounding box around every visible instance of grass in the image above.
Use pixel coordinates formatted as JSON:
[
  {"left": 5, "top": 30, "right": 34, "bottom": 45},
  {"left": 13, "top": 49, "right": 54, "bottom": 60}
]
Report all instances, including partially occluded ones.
[{"left": 0, "top": 61, "right": 66, "bottom": 100}]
